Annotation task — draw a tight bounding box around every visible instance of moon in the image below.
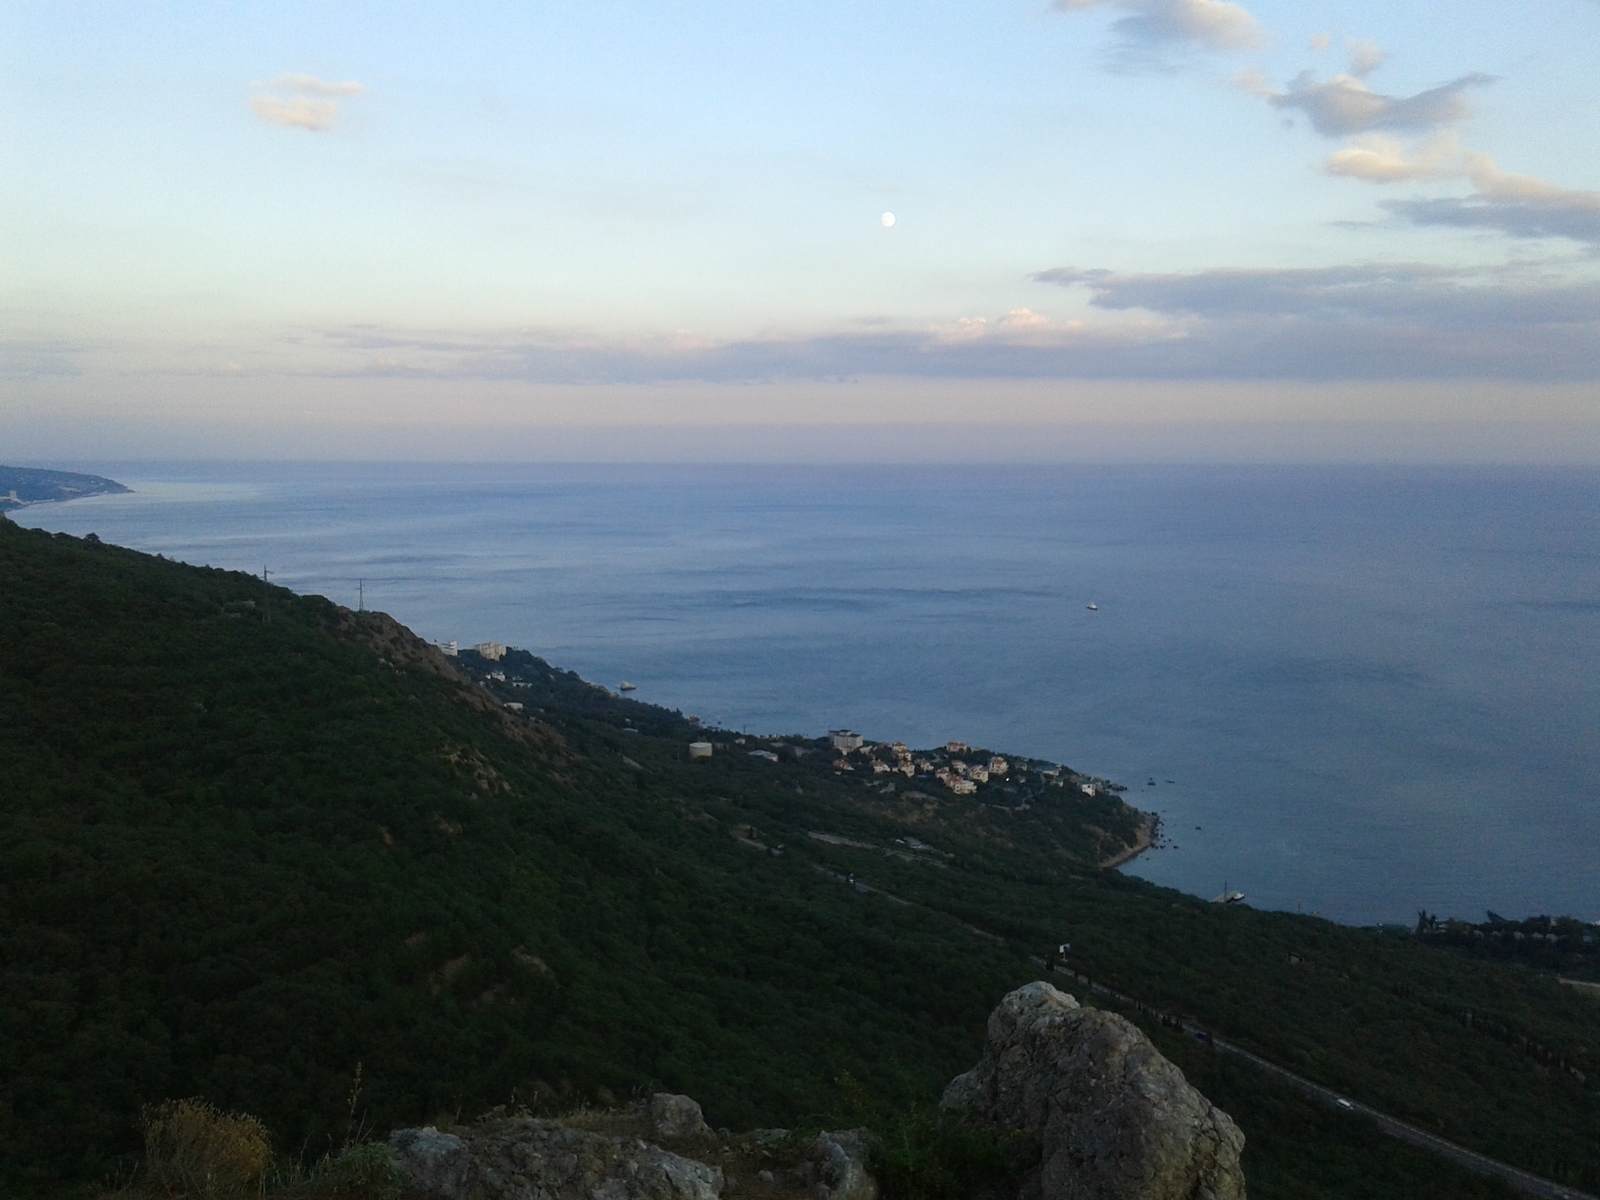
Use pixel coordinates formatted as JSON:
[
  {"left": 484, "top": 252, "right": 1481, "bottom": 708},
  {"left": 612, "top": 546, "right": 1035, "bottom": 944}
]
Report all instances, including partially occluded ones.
[{"left": 881, "top": 212, "right": 896, "bottom": 228}]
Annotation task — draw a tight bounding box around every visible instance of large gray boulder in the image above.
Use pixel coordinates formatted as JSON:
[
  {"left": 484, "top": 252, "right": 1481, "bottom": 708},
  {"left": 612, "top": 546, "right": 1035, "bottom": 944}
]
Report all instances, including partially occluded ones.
[
  {"left": 812, "top": 1130, "right": 877, "bottom": 1200},
  {"left": 388, "top": 1118, "right": 724, "bottom": 1200},
  {"left": 649, "top": 1093, "right": 714, "bottom": 1141},
  {"left": 389, "top": 1127, "right": 471, "bottom": 1198},
  {"left": 942, "top": 982, "right": 1245, "bottom": 1200}
]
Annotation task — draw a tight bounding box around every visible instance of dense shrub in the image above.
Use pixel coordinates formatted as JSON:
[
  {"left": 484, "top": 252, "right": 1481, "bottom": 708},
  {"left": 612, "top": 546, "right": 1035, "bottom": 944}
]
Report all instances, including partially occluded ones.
[
  {"left": 140, "top": 1100, "right": 271, "bottom": 1199},
  {"left": 870, "top": 1107, "right": 1034, "bottom": 1200},
  {"left": 311, "top": 1144, "right": 405, "bottom": 1200}
]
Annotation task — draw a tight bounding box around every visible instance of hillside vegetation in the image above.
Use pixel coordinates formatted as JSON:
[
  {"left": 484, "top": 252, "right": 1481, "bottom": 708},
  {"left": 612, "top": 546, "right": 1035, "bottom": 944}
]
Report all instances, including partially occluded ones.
[{"left": 2, "top": 519, "right": 1595, "bottom": 1198}]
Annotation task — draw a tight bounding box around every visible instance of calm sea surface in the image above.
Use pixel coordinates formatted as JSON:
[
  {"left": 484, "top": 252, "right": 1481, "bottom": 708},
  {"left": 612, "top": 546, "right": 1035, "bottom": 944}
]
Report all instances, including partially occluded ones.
[{"left": 14, "top": 462, "right": 1598, "bottom": 926}]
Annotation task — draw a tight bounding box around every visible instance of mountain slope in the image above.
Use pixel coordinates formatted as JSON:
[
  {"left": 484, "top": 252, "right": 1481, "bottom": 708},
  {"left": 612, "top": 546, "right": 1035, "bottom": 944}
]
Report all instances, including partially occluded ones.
[
  {"left": 0, "top": 521, "right": 1053, "bottom": 1187},
  {"left": 2, "top": 519, "right": 1597, "bottom": 1199}
]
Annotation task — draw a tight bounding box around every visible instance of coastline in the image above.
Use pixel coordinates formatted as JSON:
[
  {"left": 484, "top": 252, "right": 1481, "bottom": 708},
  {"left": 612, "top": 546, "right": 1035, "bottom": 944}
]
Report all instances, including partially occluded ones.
[{"left": 1099, "top": 810, "right": 1159, "bottom": 870}]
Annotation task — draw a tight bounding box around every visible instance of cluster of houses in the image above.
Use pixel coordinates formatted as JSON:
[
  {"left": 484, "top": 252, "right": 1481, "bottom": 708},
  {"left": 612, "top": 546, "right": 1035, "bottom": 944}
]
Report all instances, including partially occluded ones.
[
  {"left": 435, "top": 640, "right": 506, "bottom": 660},
  {"left": 447, "top": 649, "right": 1119, "bottom": 804},
  {"left": 818, "top": 729, "right": 1116, "bottom": 799},
  {"left": 821, "top": 731, "right": 1037, "bottom": 796}
]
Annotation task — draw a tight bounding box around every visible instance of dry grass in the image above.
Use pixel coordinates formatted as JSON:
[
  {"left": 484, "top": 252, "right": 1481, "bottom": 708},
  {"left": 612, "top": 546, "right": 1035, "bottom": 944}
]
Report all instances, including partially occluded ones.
[{"left": 140, "top": 1099, "right": 272, "bottom": 1199}]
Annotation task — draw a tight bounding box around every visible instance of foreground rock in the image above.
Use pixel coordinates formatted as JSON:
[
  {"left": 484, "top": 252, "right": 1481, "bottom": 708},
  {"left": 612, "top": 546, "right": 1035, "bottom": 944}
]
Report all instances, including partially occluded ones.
[
  {"left": 942, "top": 981, "right": 1245, "bottom": 1200},
  {"left": 388, "top": 1093, "right": 877, "bottom": 1200},
  {"left": 390, "top": 1099, "right": 723, "bottom": 1200},
  {"left": 386, "top": 995, "right": 1238, "bottom": 1200},
  {"left": 648, "top": 1092, "right": 715, "bottom": 1141},
  {"left": 809, "top": 1131, "right": 876, "bottom": 1200},
  {"left": 389, "top": 1127, "right": 472, "bottom": 1197}
]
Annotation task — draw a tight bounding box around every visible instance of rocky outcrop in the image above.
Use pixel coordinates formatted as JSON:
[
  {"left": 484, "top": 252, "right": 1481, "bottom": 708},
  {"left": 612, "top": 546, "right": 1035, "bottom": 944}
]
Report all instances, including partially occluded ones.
[
  {"left": 389, "top": 1107, "right": 723, "bottom": 1200},
  {"left": 468, "top": 1120, "right": 724, "bottom": 1200},
  {"left": 385, "top": 1093, "right": 882, "bottom": 1200},
  {"left": 387, "top": 997, "right": 1241, "bottom": 1200},
  {"left": 942, "top": 981, "right": 1245, "bottom": 1200}
]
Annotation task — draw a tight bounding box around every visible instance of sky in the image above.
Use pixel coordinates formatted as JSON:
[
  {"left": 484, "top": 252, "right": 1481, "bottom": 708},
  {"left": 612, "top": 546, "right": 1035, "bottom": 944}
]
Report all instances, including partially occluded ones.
[{"left": 3, "top": 0, "right": 1599, "bottom": 460}]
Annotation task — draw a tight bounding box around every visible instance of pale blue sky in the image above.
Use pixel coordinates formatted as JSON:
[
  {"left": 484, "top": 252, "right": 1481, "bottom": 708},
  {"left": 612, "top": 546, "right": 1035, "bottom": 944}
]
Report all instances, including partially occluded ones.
[{"left": 3, "top": 1, "right": 1598, "bottom": 457}]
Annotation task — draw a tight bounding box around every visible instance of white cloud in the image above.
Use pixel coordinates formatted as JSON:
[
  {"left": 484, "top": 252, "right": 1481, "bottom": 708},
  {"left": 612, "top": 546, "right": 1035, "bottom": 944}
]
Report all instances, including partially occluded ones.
[
  {"left": 1325, "top": 133, "right": 1461, "bottom": 183},
  {"left": 1258, "top": 69, "right": 1492, "bottom": 137},
  {"left": 1252, "top": 45, "right": 1597, "bottom": 246},
  {"left": 1054, "top": 0, "right": 1262, "bottom": 58},
  {"left": 249, "top": 74, "right": 364, "bottom": 131},
  {"left": 1347, "top": 39, "right": 1386, "bottom": 78},
  {"left": 1317, "top": 129, "right": 1600, "bottom": 245},
  {"left": 254, "top": 74, "right": 365, "bottom": 97},
  {"left": 1466, "top": 154, "right": 1596, "bottom": 206},
  {"left": 1309, "top": 33, "right": 1332, "bottom": 54},
  {"left": 1390, "top": 154, "right": 1600, "bottom": 245},
  {"left": 250, "top": 95, "right": 341, "bottom": 132},
  {"left": 998, "top": 308, "right": 1053, "bottom": 327}
]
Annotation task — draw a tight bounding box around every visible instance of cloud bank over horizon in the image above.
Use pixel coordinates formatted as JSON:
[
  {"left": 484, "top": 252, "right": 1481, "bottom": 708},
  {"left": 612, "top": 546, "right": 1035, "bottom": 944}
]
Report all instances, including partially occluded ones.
[{"left": 15, "top": 257, "right": 1597, "bottom": 387}]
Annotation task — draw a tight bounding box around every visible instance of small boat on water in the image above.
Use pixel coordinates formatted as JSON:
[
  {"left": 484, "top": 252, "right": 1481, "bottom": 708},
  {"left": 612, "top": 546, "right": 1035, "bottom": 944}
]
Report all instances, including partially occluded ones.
[
  {"left": 619, "top": 681, "right": 637, "bottom": 692},
  {"left": 1086, "top": 603, "right": 1098, "bottom": 611}
]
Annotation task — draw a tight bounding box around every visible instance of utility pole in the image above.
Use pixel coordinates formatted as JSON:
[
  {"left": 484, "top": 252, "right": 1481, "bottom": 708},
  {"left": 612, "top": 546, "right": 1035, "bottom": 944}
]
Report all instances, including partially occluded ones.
[
  {"left": 262, "top": 566, "right": 271, "bottom": 623},
  {"left": 358, "top": 579, "right": 364, "bottom": 612}
]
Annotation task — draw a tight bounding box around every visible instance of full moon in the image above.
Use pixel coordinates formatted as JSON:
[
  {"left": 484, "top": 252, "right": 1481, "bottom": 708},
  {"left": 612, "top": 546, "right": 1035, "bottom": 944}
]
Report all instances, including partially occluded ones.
[{"left": 881, "top": 212, "right": 896, "bottom": 227}]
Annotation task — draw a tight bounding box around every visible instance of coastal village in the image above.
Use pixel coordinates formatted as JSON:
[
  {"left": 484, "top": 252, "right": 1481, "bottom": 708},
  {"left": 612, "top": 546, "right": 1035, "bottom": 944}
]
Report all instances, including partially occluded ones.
[
  {"left": 813, "top": 728, "right": 1122, "bottom": 806},
  {"left": 444, "top": 639, "right": 1153, "bottom": 888},
  {"left": 443, "top": 638, "right": 1126, "bottom": 809},
  {"left": 688, "top": 727, "right": 1120, "bottom": 807}
]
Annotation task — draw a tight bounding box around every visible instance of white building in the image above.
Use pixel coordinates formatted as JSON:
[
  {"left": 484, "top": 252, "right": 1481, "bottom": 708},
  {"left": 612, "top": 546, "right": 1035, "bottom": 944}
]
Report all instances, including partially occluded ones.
[
  {"left": 475, "top": 641, "right": 507, "bottom": 661},
  {"left": 829, "top": 729, "right": 865, "bottom": 751},
  {"left": 689, "top": 742, "right": 714, "bottom": 760},
  {"left": 436, "top": 640, "right": 459, "bottom": 657}
]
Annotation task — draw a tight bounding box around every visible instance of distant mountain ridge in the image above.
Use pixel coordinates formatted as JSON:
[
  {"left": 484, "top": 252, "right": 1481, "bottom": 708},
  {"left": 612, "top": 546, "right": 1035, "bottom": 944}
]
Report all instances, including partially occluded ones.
[{"left": 0, "top": 464, "right": 131, "bottom": 509}]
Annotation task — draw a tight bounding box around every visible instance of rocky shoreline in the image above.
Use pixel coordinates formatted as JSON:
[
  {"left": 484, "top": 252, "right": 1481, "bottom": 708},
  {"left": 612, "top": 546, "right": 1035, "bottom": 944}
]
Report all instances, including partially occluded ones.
[{"left": 1099, "top": 812, "right": 1159, "bottom": 870}]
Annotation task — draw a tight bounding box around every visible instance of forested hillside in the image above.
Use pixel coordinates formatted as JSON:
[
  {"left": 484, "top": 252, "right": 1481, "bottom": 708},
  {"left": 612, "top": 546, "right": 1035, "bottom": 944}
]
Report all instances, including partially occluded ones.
[{"left": 2, "top": 519, "right": 1596, "bottom": 1199}]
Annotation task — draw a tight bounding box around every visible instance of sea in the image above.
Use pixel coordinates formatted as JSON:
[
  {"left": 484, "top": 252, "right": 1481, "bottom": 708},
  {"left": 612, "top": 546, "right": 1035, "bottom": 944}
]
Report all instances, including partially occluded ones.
[{"left": 12, "top": 461, "right": 1598, "bottom": 928}]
